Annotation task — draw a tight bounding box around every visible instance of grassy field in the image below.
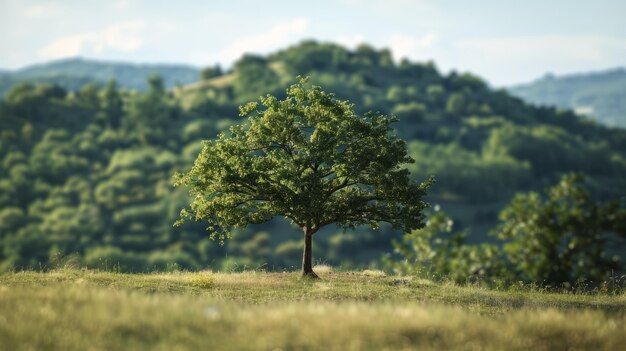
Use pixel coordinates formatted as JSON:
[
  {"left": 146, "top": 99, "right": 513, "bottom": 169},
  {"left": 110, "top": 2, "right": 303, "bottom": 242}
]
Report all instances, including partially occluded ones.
[{"left": 1, "top": 268, "right": 625, "bottom": 350}]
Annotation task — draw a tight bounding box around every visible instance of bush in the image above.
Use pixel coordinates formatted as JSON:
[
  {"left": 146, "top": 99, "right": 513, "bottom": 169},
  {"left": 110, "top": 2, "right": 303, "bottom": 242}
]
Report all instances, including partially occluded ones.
[
  {"left": 190, "top": 272, "right": 215, "bottom": 289},
  {"left": 384, "top": 207, "right": 509, "bottom": 283}
]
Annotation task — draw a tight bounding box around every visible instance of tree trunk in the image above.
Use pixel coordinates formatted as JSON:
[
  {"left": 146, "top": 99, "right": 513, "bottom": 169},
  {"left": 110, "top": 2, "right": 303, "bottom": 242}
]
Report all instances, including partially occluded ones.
[{"left": 301, "top": 227, "right": 318, "bottom": 278}]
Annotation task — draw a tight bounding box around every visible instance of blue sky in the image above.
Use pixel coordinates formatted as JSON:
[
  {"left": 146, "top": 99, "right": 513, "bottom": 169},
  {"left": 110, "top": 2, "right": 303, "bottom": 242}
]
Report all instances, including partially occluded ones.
[{"left": 1, "top": 0, "right": 625, "bottom": 86}]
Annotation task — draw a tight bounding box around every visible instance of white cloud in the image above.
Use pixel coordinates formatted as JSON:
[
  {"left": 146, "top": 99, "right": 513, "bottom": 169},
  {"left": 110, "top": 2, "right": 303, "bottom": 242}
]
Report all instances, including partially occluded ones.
[
  {"left": 450, "top": 35, "right": 626, "bottom": 85},
  {"left": 419, "top": 32, "right": 436, "bottom": 47},
  {"left": 378, "top": 34, "right": 626, "bottom": 85},
  {"left": 24, "top": 3, "right": 62, "bottom": 19},
  {"left": 389, "top": 32, "right": 437, "bottom": 61},
  {"left": 39, "top": 34, "right": 89, "bottom": 58},
  {"left": 214, "top": 18, "right": 310, "bottom": 63},
  {"left": 455, "top": 35, "right": 626, "bottom": 62},
  {"left": 112, "top": 0, "right": 131, "bottom": 10},
  {"left": 39, "top": 20, "right": 146, "bottom": 59},
  {"left": 335, "top": 34, "right": 366, "bottom": 49}
]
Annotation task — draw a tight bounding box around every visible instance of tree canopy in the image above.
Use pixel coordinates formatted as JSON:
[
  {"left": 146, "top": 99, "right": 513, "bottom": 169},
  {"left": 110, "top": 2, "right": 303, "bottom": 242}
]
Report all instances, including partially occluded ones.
[
  {"left": 386, "top": 174, "right": 626, "bottom": 285},
  {"left": 175, "top": 77, "right": 433, "bottom": 276},
  {"left": 496, "top": 174, "right": 626, "bottom": 283}
]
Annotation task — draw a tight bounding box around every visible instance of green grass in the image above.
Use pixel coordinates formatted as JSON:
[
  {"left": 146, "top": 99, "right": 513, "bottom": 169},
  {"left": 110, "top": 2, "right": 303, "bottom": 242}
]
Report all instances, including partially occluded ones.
[{"left": 1, "top": 269, "right": 625, "bottom": 350}]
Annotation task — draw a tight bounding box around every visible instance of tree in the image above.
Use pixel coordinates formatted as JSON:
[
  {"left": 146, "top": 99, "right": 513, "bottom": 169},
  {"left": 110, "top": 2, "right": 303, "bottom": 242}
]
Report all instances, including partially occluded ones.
[
  {"left": 384, "top": 207, "right": 508, "bottom": 283},
  {"left": 124, "top": 75, "right": 174, "bottom": 144},
  {"left": 232, "top": 55, "right": 280, "bottom": 100},
  {"left": 200, "top": 65, "right": 222, "bottom": 81},
  {"left": 445, "top": 92, "right": 465, "bottom": 115},
  {"left": 174, "top": 77, "right": 433, "bottom": 277},
  {"left": 496, "top": 174, "right": 626, "bottom": 284},
  {"left": 100, "top": 80, "right": 123, "bottom": 129}
]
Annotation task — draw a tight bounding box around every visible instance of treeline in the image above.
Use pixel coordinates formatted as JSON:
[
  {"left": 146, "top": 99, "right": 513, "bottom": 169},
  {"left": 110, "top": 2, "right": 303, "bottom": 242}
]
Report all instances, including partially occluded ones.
[
  {"left": 1, "top": 41, "right": 625, "bottom": 273},
  {"left": 0, "top": 57, "right": 200, "bottom": 96}
]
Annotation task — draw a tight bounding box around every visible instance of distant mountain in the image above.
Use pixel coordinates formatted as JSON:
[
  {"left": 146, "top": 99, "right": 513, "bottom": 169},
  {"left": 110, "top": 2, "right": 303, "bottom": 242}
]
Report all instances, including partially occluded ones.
[
  {"left": 5, "top": 59, "right": 625, "bottom": 129},
  {"left": 0, "top": 57, "right": 201, "bottom": 96},
  {"left": 508, "top": 68, "right": 626, "bottom": 128}
]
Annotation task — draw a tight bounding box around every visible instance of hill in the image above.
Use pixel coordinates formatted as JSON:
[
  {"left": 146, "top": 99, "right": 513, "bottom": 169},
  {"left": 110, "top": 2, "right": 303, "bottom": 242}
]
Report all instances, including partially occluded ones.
[
  {"left": 508, "top": 68, "right": 626, "bottom": 128},
  {"left": 1, "top": 270, "right": 624, "bottom": 350},
  {"left": 0, "top": 57, "right": 200, "bottom": 96},
  {"left": 1, "top": 40, "right": 625, "bottom": 273}
]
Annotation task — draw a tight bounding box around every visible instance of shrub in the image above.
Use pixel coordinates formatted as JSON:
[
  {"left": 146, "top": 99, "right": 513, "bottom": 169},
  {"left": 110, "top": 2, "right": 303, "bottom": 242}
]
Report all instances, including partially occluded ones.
[{"left": 190, "top": 272, "right": 215, "bottom": 289}]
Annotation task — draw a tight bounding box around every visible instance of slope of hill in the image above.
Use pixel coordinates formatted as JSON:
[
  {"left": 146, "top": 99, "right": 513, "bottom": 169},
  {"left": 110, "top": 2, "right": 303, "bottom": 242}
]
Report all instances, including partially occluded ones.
[
  {"left": 0, "top": 57, "right": 201, "bottom": 95},
  {"left": 1, "top": 40, "right": 625, "bottom": 273},
  {"left": 508, "top": 68, "right": 626, "bottom": 128}
]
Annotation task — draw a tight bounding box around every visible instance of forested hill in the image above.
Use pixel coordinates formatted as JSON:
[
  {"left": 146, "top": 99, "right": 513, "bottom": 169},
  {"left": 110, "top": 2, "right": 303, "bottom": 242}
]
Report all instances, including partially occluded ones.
[
  {"left": 1, "top": 41, "right": 625, "bottom": 272},
  {"left": 0, "top": 57, "right": 200, "bottom": 96},
  {"left": 4, "top": 54, "right": 625, "bottom": 128},
  {"left": 508, "top": 68, "right": 626, "bottom": 128}
]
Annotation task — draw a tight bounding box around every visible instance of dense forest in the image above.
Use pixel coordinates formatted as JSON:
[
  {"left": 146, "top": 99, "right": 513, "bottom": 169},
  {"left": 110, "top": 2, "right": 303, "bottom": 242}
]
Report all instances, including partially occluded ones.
[{"left": 1, "top": 41, "right": 625, "bottom": 273}]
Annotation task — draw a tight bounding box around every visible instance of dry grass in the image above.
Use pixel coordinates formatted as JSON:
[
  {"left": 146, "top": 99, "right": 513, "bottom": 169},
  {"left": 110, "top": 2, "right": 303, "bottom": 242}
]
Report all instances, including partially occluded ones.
[
  {"left": 0, "top": 270, "right": 624, "bottom": 350},
  {"left": 312, "top": 264, "right": 333, "bottom": 274},
  {"left": 174, "top": 73, "right": 236, "bottom": 94},
  {"left": 361, "top": 269, "right": 387, "bottom": 277}
]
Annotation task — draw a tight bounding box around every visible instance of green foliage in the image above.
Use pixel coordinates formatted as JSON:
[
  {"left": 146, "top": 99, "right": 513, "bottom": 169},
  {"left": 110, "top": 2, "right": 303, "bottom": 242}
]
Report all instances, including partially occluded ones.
[
  {"left": 0, "top": 41, "right": 625, "bottom": 275},
  {"left": 175, "top": 77, "right": 433, "bottom": 243},
  {"left": 407, "top": 141, "right": 532, "bottom": 202},
  {"left": 386, "top": 175, "right": 626, "bottom": 285},
  {"left": 392, "top": 102, "right": 426, "bottom": 122},
  {"left": 200, "top": 65, "right": 222, "bottom": 81},
  {"left": 232, "top": 55, "right": 281, "bottom": 100},
  {"left": 384, "top": 207, "right": 509, "bottom": 283},
  {"left": 483, "top": 124, "right": 620, "bottom": 176},
  {"left": 496, "top": 174, "right": 626, "bottom": 284},
  {"left": 446, "top": 92, "right": 466, "bottom": 115},
  {"left": 100, "top": 80, "right": 123, "bottom": 129},
  {"left": 190, "top": 272, "right": 215, "bottom": 288},
  {"left": 0, "top": 57, "right": 200, "bottom": 96}
]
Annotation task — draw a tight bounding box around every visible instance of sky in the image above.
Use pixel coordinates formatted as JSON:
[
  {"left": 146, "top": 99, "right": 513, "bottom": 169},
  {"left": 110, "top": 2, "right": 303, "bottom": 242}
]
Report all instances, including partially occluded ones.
[{"left": 1, "top": 0, "right": 625, "bottom": 86}]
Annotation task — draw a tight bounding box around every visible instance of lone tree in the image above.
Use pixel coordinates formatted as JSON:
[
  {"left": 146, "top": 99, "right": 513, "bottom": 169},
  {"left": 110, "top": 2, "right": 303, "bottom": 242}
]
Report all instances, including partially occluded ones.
[{"left": 174, "top": 77, "right": 433, "bottom": 277}]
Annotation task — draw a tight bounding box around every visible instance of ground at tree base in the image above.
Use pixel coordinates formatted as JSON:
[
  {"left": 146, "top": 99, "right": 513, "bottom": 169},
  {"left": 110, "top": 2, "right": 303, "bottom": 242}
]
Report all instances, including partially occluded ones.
[{"left": 0, "top": 269, "right": 625, "bottom": 350}]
